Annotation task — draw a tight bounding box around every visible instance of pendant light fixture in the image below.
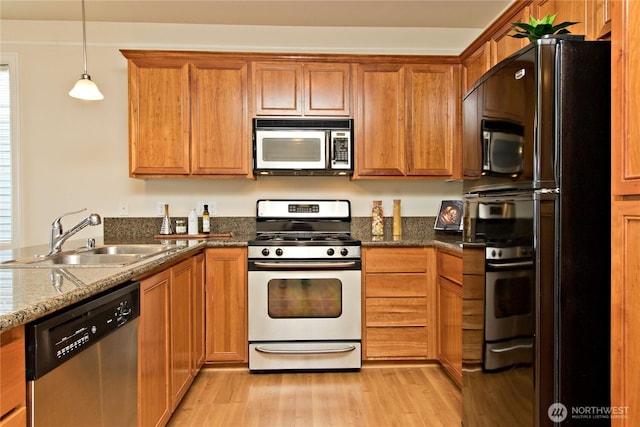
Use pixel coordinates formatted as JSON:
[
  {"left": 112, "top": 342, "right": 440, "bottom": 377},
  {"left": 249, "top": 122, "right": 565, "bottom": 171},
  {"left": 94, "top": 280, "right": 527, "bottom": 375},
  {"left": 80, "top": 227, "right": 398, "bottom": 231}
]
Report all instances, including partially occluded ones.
[{"left": 69, "top": 0, "right": 104, "bottom": 100}]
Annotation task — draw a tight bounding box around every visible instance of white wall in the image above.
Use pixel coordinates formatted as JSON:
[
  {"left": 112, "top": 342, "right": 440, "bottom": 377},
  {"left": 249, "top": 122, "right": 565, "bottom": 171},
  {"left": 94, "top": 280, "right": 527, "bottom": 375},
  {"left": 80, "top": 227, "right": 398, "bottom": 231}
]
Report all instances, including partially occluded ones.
[{"left": 1, "top": 20, "right": 471, "bottom": 247}]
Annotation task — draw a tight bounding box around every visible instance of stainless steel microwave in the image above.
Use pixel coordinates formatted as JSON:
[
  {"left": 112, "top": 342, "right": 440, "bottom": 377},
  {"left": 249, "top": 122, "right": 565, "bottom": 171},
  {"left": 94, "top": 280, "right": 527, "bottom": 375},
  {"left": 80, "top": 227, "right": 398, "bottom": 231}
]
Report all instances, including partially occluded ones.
[{"left": 253, "top": 118, "right": 353, "bottom": 176}]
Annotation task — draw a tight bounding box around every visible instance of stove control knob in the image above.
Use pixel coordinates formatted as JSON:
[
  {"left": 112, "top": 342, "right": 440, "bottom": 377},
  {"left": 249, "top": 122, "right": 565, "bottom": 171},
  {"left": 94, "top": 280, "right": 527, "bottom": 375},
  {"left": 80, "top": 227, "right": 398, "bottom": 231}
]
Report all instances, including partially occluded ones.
[
  {"left": 340, "top": 248, "right": 349, "bottom": 256},
  {"left": 327, "top": 248, "right": 335, "bottom": 256},
  {"left": 498, "top": 250, "right": 503, "bottom": 258},
  {"left": 491, "top": 249, "right": 496, "bottom": 258},
  {"left": 261, "top": 248, "right": 270, "bottom": 256},
  {"left": 275, "top": 248, "right": 283, "bottom": 256}
]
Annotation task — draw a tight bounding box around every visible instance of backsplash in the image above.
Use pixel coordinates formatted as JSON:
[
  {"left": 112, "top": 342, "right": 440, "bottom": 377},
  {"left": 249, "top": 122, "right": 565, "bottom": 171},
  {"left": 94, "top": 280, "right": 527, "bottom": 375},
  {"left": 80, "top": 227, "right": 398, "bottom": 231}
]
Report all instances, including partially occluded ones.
[{"left": 104, "top": 216, "right": 440, "bottom": 242}]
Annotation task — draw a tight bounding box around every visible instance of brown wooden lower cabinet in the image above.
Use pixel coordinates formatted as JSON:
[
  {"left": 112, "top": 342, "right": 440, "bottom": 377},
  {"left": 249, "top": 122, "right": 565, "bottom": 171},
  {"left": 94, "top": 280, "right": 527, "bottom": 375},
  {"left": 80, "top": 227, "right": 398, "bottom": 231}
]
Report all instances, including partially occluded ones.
[
  {"left": 139, "top": 269, "right": 171, "bottom": 427},
  {"left": 192, "top": 253, "right": 205, "bottom": 373},
  {"left": 437, "top": 250, "right": 463, "bottom": 386},
  {"left": 138, "top": 255, "right": 202, "bottom": 427},
  {"left": 0, "top": 326, "right": 26, "bottom": 427},
  {"left": 205, "top": 247, "right": 248, "bottom": 363},
  {"left": 362, "top": 247, "right": 436, "bottom": 360},
  {"left": 169, "top": 258, "right": 194, "bottom": 410},
  {"left": 462, "top": 247, "right": 485, "bottom": 366}
]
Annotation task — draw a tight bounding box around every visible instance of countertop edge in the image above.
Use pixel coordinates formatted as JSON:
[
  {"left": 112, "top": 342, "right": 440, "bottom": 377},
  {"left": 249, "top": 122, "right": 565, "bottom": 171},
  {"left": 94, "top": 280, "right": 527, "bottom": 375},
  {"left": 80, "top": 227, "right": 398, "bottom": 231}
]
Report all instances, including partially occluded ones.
[{"left": 0, "top": 237, "right": 460, "bottom": 333}]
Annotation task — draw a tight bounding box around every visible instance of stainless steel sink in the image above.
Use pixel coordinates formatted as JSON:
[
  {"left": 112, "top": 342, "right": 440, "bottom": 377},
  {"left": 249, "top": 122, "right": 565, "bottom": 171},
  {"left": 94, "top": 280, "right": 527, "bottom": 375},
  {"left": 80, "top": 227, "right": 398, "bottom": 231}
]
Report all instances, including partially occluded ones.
[
  {"left": 81, "top": 244, "right": 175, "bottom": 256},
  {"left": 1, "top": 244, "right": 177, "bottom": 268}
]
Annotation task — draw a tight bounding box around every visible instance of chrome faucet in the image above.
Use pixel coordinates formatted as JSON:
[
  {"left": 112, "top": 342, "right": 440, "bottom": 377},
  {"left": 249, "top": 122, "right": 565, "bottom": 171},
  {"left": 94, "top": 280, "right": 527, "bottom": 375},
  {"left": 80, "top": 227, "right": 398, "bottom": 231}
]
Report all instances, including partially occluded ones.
[{"left": 47, "top": 208, "right": 102, "bottom": 256}]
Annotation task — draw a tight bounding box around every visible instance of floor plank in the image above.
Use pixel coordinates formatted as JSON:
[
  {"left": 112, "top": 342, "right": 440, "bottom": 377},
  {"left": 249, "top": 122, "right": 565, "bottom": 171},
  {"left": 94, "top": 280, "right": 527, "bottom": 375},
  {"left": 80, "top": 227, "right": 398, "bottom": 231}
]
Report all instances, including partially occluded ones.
[{"left": 168, "top": 364, "right": 461, "bottom": 427}]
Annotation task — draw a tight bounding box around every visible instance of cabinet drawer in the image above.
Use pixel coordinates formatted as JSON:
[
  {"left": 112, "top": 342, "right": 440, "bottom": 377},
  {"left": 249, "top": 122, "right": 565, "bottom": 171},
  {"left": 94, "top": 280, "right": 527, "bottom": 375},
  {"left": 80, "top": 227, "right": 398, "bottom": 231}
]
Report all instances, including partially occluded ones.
[
  {"left": 364, "top": 248, "right": 428, "bottom": 273},
  {"left": 366, "top": 298, "right": 428, "bottom": 327},
  {"left": 365, "top": 274, "right": 427, "bottom": 297},
  {"left": 366, "top": 327, "right": 428, "bottom": 358},
  {"left": 0, "top": 407, "right": 26, "bottom": 427},
  {"left": 0, "top": 327, "right": 25, "bottom": 418},
  {"left": 438, "top": 251, "right": 462, "bottom": 284}
]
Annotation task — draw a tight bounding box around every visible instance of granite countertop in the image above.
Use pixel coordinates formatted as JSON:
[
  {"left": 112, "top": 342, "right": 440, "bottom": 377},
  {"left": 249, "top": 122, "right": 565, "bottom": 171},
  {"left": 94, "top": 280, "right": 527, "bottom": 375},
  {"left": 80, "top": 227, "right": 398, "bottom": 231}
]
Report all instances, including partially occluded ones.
[
  {"left": 0, "top": 216, "right": 462, "bottom": 333},
  {"left": 0, "top": 235, "right": 249, "bottom": 332}
]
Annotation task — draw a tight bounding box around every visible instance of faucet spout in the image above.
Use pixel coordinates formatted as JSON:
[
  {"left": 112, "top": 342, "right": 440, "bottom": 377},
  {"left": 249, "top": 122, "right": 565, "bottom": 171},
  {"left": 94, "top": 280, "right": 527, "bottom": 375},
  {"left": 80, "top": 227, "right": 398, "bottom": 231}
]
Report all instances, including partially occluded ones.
[{"left": 47, "top": 210, "right": 102, "bottom": 256}]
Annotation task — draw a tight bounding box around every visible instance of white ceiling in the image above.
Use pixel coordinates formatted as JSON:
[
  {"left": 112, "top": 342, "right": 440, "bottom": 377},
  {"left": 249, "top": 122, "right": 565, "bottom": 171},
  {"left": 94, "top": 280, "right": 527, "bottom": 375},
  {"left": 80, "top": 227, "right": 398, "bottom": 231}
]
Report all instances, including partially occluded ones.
[{"left": 0, "top": 1, "right": 514, "bottom": 29}]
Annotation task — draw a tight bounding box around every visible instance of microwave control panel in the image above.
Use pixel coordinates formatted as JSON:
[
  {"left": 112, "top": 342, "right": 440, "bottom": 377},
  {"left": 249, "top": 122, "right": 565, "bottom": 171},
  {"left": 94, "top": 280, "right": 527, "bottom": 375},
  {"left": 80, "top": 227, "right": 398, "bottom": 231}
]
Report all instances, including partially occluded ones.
[{"left": 330, "top": 131, "right": 351, "bottom": 169}]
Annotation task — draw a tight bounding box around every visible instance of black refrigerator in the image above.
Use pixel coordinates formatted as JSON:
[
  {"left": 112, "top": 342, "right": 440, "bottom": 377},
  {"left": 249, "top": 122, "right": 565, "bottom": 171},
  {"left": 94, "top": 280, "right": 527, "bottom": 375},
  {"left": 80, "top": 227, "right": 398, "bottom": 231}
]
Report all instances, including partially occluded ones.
[{"left": 462, "top": 36, "right": 611, "bottom": 426}]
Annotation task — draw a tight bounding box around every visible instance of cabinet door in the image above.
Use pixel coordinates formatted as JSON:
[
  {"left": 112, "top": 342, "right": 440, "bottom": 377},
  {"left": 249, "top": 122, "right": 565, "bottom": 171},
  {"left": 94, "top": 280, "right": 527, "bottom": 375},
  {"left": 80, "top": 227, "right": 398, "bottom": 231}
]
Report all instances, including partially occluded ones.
[
  {"left": 192, "top": 253, "right": 205, "bottom": 373},
  {"left": 139, "top": 270, "right": 171, "bottom": 427},
  {"left": 127, "top": 57, "right": 190, "bottom": 176},
  {"left": 169, "top": 258, "right": 193, "bottom": 410},
  {"left": 588, "top": 0, "right": 612, "bottom": 39},
  {"left": 491, "top": 6, "right": 531, "bottom": 65},
  {"left": 611, "top": 200, "right": 640, "bottom": 427},
  {"left": 253, "top": 62, "right": 303, "bottom": 115},
  {"left": 532, "top": 0, "right": 588, "bottom": 38},
  {"left": 438, "top": 276, "right": 463, "bottom": 386},
  {"left": 303, "top": 62, "right": 351, "bottom": 116},
  {"left": 0, "top": 327, "right": 25, "bottom": 421},
  {"left": 190, "top": 61, "right": 251, "bottom": 176},
  {"left": 354, "top": 63, "right": 405, "bottom": 177},
  {"left": 462, "top": 41, "right": 491, "bottom": 94},
  {"left": 612, "top": 0, "right": 640, "bottom": 195},
  {"left": 205, "top": 248, "right": 247, "bottom": 362},
  {"left": 405, "top": 64, "right": 460, "bottom": 177}
]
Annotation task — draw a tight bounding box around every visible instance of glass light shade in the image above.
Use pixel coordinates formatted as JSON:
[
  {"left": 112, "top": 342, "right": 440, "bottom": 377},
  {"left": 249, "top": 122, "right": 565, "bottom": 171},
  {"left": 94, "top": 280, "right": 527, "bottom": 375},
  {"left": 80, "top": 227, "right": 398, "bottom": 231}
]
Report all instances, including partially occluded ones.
[{"left": 69, "top": 74, "right": 104, "bottom": 100}]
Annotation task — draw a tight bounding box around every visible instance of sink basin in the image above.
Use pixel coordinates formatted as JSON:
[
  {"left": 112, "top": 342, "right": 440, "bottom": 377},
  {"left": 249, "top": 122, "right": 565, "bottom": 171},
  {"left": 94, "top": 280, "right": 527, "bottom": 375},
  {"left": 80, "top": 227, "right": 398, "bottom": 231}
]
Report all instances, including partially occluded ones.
[
  {"left": 81, "top": 244, "right": 175, "bottom": 256},
  {"left": 1, "top": 244, "right": 177, "bottom": 268}
]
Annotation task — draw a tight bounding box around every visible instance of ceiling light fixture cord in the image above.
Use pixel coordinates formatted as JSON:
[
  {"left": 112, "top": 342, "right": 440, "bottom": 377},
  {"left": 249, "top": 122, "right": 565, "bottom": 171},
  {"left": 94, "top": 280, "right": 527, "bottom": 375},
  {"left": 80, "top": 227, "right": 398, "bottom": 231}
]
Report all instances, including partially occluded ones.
[{"left": 69, "top": 0, "right": 104, "bottom": 100}]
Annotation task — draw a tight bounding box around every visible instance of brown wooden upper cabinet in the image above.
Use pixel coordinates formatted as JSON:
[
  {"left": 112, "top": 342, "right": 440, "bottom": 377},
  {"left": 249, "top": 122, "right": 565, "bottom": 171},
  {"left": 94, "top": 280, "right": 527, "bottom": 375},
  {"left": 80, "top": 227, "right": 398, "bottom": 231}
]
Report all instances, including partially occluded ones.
[
  {"left": 252, "top": 61, "right": 351, "bottom": 116},
  {"left": 122, "top": 50, "right": 252, "bottom": 178},
  {"left": 354, "top": 62, "right": 461, "bottom": 179}
]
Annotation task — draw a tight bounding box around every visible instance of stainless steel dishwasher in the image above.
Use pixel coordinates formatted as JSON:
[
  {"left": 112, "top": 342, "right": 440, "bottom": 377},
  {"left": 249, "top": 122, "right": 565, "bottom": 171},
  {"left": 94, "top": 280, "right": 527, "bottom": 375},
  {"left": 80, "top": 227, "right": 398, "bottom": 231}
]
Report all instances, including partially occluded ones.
[{"left": 25, "top": 281, "right": 140, "bottom": 427}]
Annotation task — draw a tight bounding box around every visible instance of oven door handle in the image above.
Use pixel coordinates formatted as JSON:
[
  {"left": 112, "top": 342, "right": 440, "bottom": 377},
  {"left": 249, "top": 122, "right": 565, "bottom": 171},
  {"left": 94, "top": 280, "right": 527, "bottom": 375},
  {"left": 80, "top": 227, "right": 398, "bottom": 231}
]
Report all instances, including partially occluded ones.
[
  {"left": 255, "top": 344, "right": 357, "bottom": 355},
  {"left": 488, "top": 343, "right": 533, "bottom": 353},
  {"left": 253, "top": 261, "right": 358, "bottom": 269},
  {"left": 486, "top": 260, "right": 534, "bottom": 269}
]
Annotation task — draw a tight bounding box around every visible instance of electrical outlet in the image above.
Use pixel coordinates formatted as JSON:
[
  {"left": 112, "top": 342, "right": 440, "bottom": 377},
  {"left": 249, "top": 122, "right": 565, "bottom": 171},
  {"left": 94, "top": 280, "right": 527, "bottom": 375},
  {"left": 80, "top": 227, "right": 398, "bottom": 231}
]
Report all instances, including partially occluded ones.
[
  {"left": 156, "top": 201, "right": 167, "bottom": 216},
  {"left": 118, "top": 201, "right": 129, "bottom": 216},
  {"left": 197, "top": 201, "right": 217, "bottom": 216}
]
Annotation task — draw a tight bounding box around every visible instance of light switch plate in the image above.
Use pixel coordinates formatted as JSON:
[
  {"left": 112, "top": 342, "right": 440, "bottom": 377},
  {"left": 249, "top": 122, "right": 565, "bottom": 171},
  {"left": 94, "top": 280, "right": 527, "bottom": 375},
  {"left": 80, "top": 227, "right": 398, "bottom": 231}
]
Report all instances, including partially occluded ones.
[
  {"left": 118, "top": 201, "right": 129, "bottom": 216},
  {"left": 197, "top": 201, "right": 216, "bottom": 216},
  {"left": 156, "top": 201, "right": 167, "bottom": 216}
]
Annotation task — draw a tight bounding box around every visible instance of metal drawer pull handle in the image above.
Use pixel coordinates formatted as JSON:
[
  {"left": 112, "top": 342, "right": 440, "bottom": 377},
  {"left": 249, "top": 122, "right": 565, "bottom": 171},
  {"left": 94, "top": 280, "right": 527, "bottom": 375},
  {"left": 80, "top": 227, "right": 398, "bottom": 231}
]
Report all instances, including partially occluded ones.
[
  {"left": 486, "top": 260, "right": 534, "bottom": 269},
  {"left": 489, "top": 343, "right": 533, "bottom": 353},
  {"left": 255, "top": 344, "right": 356, "bottom": 354},
  {"left": 254, "top": 261, "right": 356, "bottom": 269}
]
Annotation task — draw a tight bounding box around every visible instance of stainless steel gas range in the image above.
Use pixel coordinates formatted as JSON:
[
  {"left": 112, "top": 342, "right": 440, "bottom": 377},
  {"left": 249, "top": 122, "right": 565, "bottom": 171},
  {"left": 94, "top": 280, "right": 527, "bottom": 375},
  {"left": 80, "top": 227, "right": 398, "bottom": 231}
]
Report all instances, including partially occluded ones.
[{"left": 247, "top": 199, "right": 362, "bottom": 372}]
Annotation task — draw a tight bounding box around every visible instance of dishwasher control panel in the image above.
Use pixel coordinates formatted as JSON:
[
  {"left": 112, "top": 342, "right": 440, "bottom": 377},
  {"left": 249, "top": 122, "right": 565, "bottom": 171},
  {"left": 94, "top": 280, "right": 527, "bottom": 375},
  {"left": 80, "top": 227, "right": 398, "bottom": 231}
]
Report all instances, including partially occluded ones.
[{"left": 25, "top": 281, "right": 140, "bottom": 380}]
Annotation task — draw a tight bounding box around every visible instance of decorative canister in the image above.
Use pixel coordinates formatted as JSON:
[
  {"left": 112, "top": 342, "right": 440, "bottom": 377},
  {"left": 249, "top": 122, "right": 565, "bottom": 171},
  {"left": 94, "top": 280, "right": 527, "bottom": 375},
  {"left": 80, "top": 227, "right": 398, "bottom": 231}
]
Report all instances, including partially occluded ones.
[
  {"left": 175, "top": 219, "right": 187, "bottom": 234},
  {"left": 372, "top": 200, "right": 384, "bottom": 236},
  {"left": 393, "top": 199, "right": 402, "bottom": 237}
]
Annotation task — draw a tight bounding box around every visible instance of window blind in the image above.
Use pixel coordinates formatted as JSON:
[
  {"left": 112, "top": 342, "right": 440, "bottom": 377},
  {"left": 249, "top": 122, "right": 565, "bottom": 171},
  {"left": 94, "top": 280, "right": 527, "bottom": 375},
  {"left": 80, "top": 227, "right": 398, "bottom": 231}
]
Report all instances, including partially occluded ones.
[{"left": 0, "top": 64, "right": 12, "bottom": 243}]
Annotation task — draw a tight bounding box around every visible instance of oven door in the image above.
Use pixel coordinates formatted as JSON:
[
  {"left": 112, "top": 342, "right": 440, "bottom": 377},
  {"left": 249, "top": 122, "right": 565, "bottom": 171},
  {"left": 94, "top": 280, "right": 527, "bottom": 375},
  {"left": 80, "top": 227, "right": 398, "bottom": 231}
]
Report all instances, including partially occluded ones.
[
  {"left": 248, "top": 266, "right": 361, "bottom": 342},
  {"left": 485, "top": 261, "right": 534, "bottom": 342}
]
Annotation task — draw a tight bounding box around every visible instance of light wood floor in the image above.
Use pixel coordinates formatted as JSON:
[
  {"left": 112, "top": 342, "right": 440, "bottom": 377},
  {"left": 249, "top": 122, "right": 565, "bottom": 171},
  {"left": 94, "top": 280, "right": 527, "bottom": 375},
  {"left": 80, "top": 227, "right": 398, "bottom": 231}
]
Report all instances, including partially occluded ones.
[{"left": 167, "top": 364, "right": 461, "bottom": 427}]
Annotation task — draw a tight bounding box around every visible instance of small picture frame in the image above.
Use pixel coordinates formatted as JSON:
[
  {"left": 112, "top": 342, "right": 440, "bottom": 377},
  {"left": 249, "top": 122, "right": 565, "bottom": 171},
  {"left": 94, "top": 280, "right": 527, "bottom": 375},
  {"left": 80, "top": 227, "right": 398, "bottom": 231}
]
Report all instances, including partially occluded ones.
[{"left": 434, "top": 200, "right": 464, "bottom": 232}]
